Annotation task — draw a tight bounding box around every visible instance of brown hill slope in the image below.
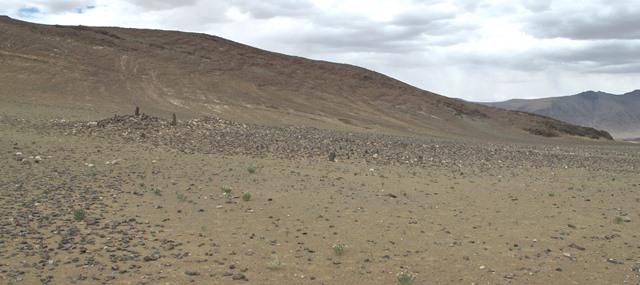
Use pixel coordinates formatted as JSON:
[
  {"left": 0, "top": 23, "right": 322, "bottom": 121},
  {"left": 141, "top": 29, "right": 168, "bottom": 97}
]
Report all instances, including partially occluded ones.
[
  {"left": 486, "top": 90, "right": 640, "bottom": 140},
  {"left": 0, "top": 16, "right": 612, "bottom": 141}
]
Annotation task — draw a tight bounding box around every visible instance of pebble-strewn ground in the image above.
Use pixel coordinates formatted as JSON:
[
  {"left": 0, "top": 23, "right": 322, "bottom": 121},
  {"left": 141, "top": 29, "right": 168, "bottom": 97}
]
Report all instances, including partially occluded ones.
[{"left": 1, "top": 113, "right": 639, "bottom": 285}]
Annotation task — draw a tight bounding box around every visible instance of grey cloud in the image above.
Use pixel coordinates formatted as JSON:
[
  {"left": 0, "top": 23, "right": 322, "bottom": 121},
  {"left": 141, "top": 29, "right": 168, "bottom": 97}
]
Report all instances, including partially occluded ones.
[
  {"left": 389, "top": 5, "right": 462, "bottom": 34},
  {"left": 230, "top": 0, "right": 316, "bottom": 19},
  {"left": 128, "top": 0, "right": 198, "bottom": 10},
  {"left": 449, "top": 0, "right": 481, "bottom": 12},
  {"left": 30, "top": 0, "right": 93, "bottom": 14},
  {"left": 281, "top": 4, "right": 475, "bottom": 54},
  {"left": 451, "top": 39, "right": 640, "bottom": 75},
  {"left": 589, "top": 63, "right": 640, "bottom": 74},
  {"left": 540, "top": 41, "right": 640, "bottom": 72},
  {"left": 519, "top": 0, "right": 551, "bottom": 13},
  {"left": 289, "top": 20, "right": 469, "bottom": 55},
  {"left": 296, "top": 26, "right": 425, "bottom": 53},
  {"left": 524, "top": 3, "right": 640, "bottom": 40}
]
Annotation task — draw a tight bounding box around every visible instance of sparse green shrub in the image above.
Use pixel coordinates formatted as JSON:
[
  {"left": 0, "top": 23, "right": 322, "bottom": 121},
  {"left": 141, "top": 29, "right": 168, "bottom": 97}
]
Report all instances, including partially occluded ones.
[
  {"left": 221, "top": 186, "right": 233, "bottom": 201},
  {"left": 548, "top": 192, "right": 555, "bottom": 197},
  {"left": 152, "top": 188, "right": 162, "bottom": 196},
  {"left": 614, "top": 216, "right": 625, "bottom": 224},
  {"left": 242, "top": 192, "right": 252, "bottom": 201},
  {"left": 177, "top": 193, "right": 187, "bottom": 202},
  {"left": 266, "top": 257, "right": 284, "bottom": 270},
  {"left": 396, "top": 271, "right": 415, "bottom": 285},
  {"left": 73, "top": 209, "right": 86, "bottom": 221},
  {"left": 247, "top": 167, "right": 256, "bottom": 174},
  {"left": 332, "top": 243, "right": 346, "bottom": 256}
]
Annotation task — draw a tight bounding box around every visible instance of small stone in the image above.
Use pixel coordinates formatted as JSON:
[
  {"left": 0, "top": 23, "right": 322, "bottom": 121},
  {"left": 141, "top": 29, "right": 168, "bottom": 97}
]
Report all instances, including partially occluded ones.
[
  {"left": 568, "top": 243, "right": 585, "bottom": 251},
  {"left": 84, "top": 217, "right": 98, "bottom": 226},
  {"left": 232, "top": 273, "right": 246, "bottom": 280},
  {"left": 185, "top": 271, "right": 200, "bottom": 276},
  {"left": 143, "top": 253, "right": 160, "bottom": 262},
  {"left": 606, "top": 258, "right": 622, "bottom": 264}
]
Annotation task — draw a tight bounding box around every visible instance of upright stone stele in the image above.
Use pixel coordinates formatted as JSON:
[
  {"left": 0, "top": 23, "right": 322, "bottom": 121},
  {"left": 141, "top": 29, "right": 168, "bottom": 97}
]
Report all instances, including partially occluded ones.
[{"left": 171, "top": 113, "right": 177, "bottom": 126}]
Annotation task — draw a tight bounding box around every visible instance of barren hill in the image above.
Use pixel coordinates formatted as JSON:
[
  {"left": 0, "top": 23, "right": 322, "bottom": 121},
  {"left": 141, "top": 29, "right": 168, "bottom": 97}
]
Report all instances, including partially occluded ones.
[
  {"left": 0, "top": 16, "right": 612, "bottom": 141},
  {"left": 486, "top": 90, "right": 640, "bottom": 140}
]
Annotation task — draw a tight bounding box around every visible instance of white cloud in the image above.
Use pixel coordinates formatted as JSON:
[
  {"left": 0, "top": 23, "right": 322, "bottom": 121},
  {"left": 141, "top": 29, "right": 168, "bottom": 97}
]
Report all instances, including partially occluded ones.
[{"left": 2, "top": 0, "right": 639, "bottom": 101}]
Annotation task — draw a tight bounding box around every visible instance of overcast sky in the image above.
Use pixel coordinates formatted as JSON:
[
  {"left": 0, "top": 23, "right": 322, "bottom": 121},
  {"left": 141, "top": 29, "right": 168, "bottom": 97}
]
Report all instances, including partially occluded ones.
[{"left": 3, "top": 0, "right": 639, "bottom": 101}]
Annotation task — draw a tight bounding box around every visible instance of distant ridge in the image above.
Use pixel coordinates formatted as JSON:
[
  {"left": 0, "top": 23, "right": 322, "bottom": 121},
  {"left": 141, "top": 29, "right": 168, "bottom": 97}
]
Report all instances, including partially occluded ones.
[
  {"left": 485, "top": 90, "right": 640, "bottom": 140},
  {"left": 0, "top": 16, "right": 613, "bottom": 141}
]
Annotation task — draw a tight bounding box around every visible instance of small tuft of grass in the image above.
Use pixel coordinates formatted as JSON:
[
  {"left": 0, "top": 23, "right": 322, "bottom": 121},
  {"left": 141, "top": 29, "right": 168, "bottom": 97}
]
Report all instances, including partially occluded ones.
[
  {"left": 396, "top": 271, "right": 416, "bottom": 285},
  {"left": 152, "top": 188, "right": 162, "bottom": 196},
  {"left": 221, "top": 186, "right": 233, "bottom": 201},
  {"left": 176, "top": 193, "right": 187, "bottom": 202},
  {"left": 614, "top": 216, "right": 624, "bottom": 224},
  {"left": 242, "top": 192, "right": 252, "bottom": 201},
  {"left": 332, "top": 243, "right": 346, "bottom": 256},
  {"left": 266, "top": 257, "right": 284, "bottom": 270},
  {"left": 247, "top": 167, "right": 256, "bottom": 174},
  {"left": 548, "top": 192, "right": 555, "bottom": 197},
  {"left": 73, "top": 209, "right": 86, "bottom": 221}
]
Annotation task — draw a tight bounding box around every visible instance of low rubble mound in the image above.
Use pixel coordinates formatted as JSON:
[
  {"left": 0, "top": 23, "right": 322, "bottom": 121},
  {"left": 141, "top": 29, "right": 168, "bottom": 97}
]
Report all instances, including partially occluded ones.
[{"left": 52, "top": 113, "right": 638, "bottom": 172}]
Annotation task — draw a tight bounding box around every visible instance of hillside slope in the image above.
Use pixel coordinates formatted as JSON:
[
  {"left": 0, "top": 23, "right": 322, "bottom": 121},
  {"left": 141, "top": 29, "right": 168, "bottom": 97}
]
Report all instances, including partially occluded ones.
[
  {"left": 0, "top": 16, "right": 612, "bottom": 141},
  {"left": 487, "top": 90, "right": 640, "bottom": 140}
]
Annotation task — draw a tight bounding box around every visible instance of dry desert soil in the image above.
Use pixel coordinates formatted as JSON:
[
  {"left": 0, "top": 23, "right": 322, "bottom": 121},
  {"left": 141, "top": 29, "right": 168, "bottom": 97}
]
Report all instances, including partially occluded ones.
[{"left": 1, "top": 101, "right": 639, "bottom": 285}]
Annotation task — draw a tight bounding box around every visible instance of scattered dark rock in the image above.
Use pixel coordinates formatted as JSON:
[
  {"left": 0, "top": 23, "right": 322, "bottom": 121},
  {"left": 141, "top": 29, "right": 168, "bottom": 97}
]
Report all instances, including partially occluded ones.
[
  {"left": 568, "top": 243, "right": 585, "bottom": 251},
  {"left": 143, "top": 252, "right": 160, "bottom": 262},
  {"left": 632, "top": 262, "right": 640, "bottom": 273},
  {"left": 232, "top": 273, "right": 246, "bottom": 280},
  {"left": 84, "top": 216, "right": 99, "bottom": 226}
]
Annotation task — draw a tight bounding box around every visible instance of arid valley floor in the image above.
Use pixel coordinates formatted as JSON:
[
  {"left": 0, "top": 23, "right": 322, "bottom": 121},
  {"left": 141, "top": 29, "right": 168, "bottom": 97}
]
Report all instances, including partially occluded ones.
[{"left": 1, "top": 102, "right": 639, "bottom": 285}]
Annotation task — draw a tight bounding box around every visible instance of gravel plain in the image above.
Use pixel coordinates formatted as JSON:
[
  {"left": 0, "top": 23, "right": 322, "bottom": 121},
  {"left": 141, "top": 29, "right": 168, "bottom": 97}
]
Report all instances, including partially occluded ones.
[{"left": 1, "top": 111, "right": 639, "bottom": 284}]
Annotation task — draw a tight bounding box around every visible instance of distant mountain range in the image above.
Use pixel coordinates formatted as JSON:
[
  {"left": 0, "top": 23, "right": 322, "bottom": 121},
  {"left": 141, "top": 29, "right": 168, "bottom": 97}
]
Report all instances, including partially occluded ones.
[{"left": 485, "top": 90, "right": 640, "bottom": 140}]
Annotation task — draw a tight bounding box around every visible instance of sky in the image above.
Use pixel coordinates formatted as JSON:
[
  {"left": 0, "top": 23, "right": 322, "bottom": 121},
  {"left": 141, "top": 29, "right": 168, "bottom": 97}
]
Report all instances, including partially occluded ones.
[{"left": 3, "top": 0, "right": 639, "bottom": 101}]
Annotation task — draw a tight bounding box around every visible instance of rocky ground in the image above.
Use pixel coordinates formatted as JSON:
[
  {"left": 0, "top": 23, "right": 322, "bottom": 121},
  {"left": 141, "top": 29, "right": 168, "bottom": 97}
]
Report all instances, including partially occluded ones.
[{"left": 1, "top": 110, "right": 639, "bottom": 284}]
